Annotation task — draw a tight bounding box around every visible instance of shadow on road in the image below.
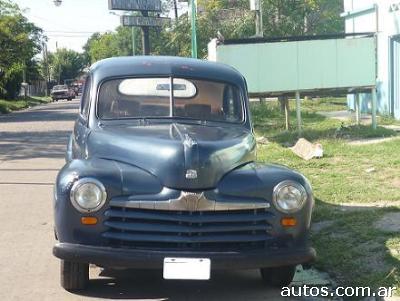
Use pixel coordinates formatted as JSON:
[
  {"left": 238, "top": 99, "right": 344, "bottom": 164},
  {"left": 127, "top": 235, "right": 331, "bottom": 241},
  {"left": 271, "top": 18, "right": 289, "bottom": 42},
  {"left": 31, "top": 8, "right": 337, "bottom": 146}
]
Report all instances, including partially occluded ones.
[
  {"left": 75, "top": 269, "right": 284, "bottom": 301},
  {"left": 0, "top": 102, "right": 78, "bottom": 123},
  {"left": 0, "top": 130, "right": 72, "bottom": 160},
  {"left": 0, "top": 102, "right": 78, "bottom": 161}
]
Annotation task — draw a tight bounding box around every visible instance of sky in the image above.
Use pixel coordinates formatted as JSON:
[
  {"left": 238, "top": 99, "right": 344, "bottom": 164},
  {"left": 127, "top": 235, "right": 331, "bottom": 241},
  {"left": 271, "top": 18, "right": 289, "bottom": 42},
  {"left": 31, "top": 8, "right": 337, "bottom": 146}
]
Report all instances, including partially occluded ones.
[{"left": 13, "top": 0, "right": 186, "bottom": 53}]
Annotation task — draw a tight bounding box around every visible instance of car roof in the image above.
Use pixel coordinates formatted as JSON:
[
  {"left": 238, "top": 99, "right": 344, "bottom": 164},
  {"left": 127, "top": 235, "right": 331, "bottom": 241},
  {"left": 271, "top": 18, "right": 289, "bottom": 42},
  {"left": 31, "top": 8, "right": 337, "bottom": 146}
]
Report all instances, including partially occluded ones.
[{"left": 89, "top": 56, "right": 245, "bottom": 86}]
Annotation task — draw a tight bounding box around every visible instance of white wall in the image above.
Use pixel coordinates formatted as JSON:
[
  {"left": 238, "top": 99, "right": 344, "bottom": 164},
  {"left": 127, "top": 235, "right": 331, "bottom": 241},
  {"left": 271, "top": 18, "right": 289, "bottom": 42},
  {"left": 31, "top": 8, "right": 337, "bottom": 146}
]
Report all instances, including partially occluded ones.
[{"left": 344, "top": 0, "right": 400, "bottom": 116}]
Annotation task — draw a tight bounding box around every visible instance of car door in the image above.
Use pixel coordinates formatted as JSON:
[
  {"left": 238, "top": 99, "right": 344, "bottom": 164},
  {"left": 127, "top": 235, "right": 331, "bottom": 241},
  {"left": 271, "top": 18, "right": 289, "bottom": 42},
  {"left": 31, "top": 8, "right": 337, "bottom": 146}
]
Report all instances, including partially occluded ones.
[{"left": 70, "top": 76, "right": 92, "bottom": 160}]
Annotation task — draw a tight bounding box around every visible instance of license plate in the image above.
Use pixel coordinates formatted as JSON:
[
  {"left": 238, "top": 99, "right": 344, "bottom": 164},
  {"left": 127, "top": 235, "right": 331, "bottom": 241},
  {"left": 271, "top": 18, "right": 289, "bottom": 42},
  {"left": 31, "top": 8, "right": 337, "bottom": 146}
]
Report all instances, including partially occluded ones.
[{"left": 163, "top": 258, "right": 211, "bottom": 280}]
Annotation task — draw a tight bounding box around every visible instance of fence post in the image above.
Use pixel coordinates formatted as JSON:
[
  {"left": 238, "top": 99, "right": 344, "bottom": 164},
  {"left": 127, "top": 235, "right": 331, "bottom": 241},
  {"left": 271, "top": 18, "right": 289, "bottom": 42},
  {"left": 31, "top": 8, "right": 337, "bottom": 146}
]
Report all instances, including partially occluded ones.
[
  {"left": 355, "top": 93, "right": 361, "bottom": 125},
  {"left": 371, "top": 87, "right": 377, "bottom": 130},
  {"left": 296, "top": 91, "right": 302, "bottom": 133}
]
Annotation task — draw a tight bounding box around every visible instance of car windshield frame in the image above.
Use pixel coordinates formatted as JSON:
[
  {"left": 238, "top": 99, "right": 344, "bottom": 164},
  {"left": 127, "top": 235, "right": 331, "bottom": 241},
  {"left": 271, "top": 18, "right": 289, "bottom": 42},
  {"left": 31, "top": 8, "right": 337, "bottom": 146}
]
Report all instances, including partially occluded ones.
[{"left": 95, "top": 76, "right": 246, "bottom": 125}]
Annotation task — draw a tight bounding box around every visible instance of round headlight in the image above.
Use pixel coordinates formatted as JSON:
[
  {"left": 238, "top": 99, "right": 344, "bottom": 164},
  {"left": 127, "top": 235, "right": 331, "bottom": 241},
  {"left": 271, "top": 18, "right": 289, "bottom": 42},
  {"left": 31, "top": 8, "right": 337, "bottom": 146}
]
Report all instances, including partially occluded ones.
[
  {"left": 70, "top": 178, "right": 107, "bottom": 213},
  {"left": 273, "top": 181, "right": 307, "bottom": 213}
]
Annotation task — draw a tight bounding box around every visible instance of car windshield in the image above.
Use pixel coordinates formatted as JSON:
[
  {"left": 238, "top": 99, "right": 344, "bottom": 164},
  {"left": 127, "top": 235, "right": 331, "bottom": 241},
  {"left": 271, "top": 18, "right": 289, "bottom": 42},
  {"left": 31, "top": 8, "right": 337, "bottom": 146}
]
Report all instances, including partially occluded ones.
[
  {"left": 98, "top": 77, "right": 244, "bottom": 123},
  {"left": 53, "top": 85, "right": 68, "bottom": 90}
]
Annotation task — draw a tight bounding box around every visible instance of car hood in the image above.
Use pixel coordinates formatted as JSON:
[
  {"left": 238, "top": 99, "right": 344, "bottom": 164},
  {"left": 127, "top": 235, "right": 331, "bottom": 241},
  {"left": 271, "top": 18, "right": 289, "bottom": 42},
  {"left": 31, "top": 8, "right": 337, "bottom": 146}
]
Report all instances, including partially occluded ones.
[{"left": 87, "top": 123, "right": 256, "bottom": 189}]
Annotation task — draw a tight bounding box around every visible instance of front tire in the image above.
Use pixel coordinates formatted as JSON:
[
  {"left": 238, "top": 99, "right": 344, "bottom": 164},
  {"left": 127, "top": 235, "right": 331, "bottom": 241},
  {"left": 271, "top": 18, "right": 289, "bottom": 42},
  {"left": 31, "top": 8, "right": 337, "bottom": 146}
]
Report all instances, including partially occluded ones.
[
  {"left": 260, "top": 265, "right": 296, "bottom": 287},
  {"left": 60, "top": 260, "right": 89, "bottom": 291}
]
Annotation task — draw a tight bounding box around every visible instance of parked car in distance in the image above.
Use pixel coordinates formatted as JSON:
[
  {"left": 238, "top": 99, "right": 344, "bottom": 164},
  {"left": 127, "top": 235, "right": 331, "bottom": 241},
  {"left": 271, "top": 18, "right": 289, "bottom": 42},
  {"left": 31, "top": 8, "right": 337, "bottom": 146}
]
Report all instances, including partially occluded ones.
[
  {"left": 51, "top": 85, "right": 75, "bottom": 101},
  {"left": 71, "top": 82, "right": 84, "bottom": 96},
  {"left": 53, "top": 56, "right": 316, "bottom": 291}
]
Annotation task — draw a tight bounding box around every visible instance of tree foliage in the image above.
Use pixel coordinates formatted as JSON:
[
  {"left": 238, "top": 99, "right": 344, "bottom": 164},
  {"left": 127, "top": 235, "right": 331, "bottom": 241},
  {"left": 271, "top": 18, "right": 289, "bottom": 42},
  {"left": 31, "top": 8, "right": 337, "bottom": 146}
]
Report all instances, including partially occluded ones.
[
  {"left": 263, "top": 0, "right": 344, "bottom": 36},
  {"left": 0, "top": 0, "right": 43, "bottom": 99},
  {"left": 47, "top": 48, "right": 85, "bottom": 84},
  {"left": 82, "top": 0, "right": 343, "bottom": 63}
]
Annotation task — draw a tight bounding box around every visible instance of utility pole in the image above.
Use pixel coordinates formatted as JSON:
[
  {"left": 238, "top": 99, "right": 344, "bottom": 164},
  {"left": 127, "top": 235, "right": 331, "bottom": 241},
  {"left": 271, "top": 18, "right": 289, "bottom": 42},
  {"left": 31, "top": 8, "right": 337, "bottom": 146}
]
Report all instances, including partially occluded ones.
[
  {"left": 190, "top": 0, "right": 198, "bottom": 58},
  {"left": 173, "top": 0, "right": 178, "bottom": 22},
  {"left": 250, "top": 0, "right": 264, "bottom": 37},
  {"left": 42, "top": 42, "right": 50, "bottom": 96},
  {"left": 131, "top": 26, "right": 136, "bottom": 55},
  {"left": 141, "top": 10, "right": 150, "bottom": 55}
]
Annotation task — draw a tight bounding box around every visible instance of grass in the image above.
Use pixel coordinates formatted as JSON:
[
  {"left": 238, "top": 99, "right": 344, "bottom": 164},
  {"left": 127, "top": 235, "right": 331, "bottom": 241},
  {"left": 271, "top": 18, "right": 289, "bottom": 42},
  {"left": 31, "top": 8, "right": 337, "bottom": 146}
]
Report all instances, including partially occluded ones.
[
  {"left": 301, "top": 96, "right": 348, "bottom": 113},
  {"left": 0, "top": 96, "right": 51, "bottom": 114},
  {"left": 252, "top": 98, "right": 400, "bottom": 294}
]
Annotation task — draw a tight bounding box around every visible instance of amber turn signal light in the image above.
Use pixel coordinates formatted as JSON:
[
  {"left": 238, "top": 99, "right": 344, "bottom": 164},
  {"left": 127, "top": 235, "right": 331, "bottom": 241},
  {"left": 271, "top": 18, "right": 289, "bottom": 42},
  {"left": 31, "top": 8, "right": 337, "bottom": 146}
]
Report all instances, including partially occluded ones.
[
  {"left": 281, "top": 217, "right": 297, "bottom": 227},
  {"left": 81, "top": 217, "right": 98, "bottom": 225}
]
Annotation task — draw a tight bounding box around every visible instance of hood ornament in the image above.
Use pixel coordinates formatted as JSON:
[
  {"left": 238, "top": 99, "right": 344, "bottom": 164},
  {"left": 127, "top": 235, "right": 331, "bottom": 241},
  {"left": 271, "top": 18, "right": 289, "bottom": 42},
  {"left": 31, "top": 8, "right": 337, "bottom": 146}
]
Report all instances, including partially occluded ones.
[
  {"left": 181, "top": 191, "right": 204, "bottom": 211},
  {"left": 183, "top": 134, "right": 197, "bottom": 148}
]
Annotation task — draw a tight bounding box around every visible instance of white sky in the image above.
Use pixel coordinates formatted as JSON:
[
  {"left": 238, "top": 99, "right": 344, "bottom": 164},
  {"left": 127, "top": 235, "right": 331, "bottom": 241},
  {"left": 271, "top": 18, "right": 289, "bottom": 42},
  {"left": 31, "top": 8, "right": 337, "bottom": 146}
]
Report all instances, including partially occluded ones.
[{"left": 13, "top": 0, "right": 187, "bottom": 53}]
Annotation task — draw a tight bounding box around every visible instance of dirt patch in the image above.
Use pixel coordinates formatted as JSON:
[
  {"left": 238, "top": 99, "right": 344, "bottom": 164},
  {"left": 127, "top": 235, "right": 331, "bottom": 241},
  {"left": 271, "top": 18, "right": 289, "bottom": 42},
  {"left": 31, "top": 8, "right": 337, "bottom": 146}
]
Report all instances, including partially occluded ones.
[
  {"left": 374, "top": 212, "right": 400, "bottom": 233},
  {"left": 355, "top": 242, "right": 391, "bottom": 273},
  {"left": 382, "top": 125, "right": 400, "bottom": 132},
  {"left": 348, "top": 136, "right": 400, "bottom": 146},
  {"left": 338, "top": 201, "right": 400, "bottom": 212},
  {"left": 392, "top": 178, "right": 400, "bottom": 188}
]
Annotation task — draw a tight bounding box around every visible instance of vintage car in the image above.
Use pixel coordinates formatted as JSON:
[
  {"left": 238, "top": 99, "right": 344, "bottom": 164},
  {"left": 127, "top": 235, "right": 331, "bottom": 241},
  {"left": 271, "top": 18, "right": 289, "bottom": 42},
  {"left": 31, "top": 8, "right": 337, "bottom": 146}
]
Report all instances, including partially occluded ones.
[
  {"left": 51, "top": 84, "right": 75, "bottom": 101},
  {"left": 53, "top": 56, "right": 315, "bottom": 291}
]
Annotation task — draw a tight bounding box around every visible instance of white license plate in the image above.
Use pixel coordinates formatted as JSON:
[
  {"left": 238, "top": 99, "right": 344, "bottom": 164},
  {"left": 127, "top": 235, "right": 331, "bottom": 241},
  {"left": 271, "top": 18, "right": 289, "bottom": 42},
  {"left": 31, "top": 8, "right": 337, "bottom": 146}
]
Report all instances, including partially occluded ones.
[{"left": 163, "top": 258, "right": 211, "bottom": 280}]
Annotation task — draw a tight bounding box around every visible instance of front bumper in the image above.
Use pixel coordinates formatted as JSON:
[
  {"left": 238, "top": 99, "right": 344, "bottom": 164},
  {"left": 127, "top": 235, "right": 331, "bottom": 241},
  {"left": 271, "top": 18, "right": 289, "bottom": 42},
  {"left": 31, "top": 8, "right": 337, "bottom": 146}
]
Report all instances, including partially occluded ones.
[
  {"left": 53, "top": 243, "right": 316, "bottom": 269},
  {"left": 52, "top": 94, "right": 69, "bottom": 99}
]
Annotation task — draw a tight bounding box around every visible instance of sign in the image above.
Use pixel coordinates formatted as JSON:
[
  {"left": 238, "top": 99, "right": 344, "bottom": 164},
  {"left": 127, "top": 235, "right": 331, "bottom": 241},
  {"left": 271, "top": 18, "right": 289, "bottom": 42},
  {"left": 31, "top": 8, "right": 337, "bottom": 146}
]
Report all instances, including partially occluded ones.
[
  {"left": 249, "top": 0, "right": 260, "bottom": 11},
  {"left": 109, "top": 0, "right": 162, "bottom": 12},
  {"left": 121, "top": 15, "right": 169, "bottom": 27}
]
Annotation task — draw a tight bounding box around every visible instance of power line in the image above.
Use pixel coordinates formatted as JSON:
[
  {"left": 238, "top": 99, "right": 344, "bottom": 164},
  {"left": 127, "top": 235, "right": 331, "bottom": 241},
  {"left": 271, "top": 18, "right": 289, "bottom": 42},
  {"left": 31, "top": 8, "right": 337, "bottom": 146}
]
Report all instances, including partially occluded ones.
[
  {"left": 44, "top": 30, "right": 105, "bottom": 34},
  {"left": 45, "top": 35, "right": 93, "bottom": 38}
]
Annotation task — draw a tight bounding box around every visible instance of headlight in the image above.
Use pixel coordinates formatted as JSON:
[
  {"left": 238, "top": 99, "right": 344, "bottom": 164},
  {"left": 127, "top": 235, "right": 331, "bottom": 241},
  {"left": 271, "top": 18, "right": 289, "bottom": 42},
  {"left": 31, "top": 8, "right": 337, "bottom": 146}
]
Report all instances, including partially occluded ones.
[
  {"left": 70, "top": 178, "right": 107, "bottom": 213},
  {"left": 273, "top": 181, "right": 307, "bottom": 213}
]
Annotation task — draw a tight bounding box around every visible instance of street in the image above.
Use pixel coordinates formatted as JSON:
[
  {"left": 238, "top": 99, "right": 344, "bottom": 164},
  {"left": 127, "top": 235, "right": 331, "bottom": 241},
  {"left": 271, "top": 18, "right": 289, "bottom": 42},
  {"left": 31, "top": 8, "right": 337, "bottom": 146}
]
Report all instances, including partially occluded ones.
[{"left": 0, "top": 100, "right": 295, "bottom": 301}]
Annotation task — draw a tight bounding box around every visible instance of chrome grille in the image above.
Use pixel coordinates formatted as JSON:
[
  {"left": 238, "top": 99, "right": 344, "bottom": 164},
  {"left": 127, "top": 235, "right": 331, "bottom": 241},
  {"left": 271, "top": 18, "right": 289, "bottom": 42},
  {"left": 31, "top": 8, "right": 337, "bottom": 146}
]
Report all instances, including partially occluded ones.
[{"left": 102, "top": 204, "right": 278, "bottom": 251}]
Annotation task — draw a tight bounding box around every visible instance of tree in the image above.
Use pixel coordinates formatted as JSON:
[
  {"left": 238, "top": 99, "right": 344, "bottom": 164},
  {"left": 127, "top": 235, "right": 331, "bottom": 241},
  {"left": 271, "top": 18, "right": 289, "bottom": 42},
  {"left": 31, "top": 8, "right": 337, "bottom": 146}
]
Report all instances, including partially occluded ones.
[
  {"left": 0, "top": 0, "right": 44, "bottom": 99},
  {"left": 82, "top": 0, "right": 344, "bottom": 61},
  {"left": 49, "top": 48, "right": 85, "bottom": 84},
  {"left": 83, "top": 27, "right": 133, "bottom": 65},
  {"left": 262, "top": 0, "right": 344, "bottom": 36}
]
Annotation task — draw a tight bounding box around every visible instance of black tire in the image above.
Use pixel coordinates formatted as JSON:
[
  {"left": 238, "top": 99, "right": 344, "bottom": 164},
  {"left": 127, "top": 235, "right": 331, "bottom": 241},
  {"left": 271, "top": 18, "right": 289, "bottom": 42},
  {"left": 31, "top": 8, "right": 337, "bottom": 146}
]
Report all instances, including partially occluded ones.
[
  {"left": 60, "top": 260, "right": 89, "bottom": 291},
  {"left": 260, "top": 265, "right": 296, "bottom": 287}
]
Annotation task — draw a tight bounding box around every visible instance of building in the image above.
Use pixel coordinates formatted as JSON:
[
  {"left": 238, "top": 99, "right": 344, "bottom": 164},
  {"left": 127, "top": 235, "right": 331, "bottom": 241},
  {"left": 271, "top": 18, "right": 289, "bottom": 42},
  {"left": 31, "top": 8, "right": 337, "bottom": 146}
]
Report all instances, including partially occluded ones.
[{"left": 343, "top": 0, "right": 400, "bottom": 118}]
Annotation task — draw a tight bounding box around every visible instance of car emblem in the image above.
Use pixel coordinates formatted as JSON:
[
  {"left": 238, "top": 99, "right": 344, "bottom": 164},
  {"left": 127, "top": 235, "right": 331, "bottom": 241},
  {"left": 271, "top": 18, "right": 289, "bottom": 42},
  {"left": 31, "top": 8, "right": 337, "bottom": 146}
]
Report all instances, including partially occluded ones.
[{"left": 186, "top": 169, "right": 198, "bottom": 179}]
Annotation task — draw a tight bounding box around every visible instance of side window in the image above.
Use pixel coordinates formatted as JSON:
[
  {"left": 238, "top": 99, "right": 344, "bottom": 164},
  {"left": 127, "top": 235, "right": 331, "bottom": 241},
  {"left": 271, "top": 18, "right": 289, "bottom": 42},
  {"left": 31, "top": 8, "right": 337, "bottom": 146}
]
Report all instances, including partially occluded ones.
[
  {"left": 223, "top": 85, "right": 242, "bottom": 122},
  {"left": 81, "top": 76, "right": 91, "bottom": 118}
]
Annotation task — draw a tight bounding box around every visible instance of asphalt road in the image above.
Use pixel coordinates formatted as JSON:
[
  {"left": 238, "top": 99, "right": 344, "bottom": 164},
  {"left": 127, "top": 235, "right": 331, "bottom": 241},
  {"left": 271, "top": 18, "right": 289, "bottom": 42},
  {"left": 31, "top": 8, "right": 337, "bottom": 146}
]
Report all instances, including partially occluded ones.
[{"left": 0, "top": 100, "right": 298, "bottom": 301}]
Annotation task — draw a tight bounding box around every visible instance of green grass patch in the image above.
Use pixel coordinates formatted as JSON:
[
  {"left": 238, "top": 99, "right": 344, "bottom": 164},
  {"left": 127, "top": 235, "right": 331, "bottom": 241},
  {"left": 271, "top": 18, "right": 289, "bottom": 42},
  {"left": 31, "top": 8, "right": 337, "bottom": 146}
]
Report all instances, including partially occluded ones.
[
  {"left": 252, "top": 100, "right": 400, "bottom": 292},
  {"left": 301, "top": 97, "right": 348, "bottom": 113},
  {"left": 252, "top": 101, "right": 396, "bottom": 145},
  {"left": 0, "top": 96, "right": 51, "bottom": 114}
]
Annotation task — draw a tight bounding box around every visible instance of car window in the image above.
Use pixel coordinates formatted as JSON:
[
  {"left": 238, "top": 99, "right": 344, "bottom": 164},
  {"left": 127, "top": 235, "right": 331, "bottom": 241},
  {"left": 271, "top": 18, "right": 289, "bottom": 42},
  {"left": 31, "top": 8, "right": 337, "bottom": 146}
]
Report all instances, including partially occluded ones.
[
  {"left": 53, "top": 85, "right": 67, "bottom": 90},
  {"left": 98, "top": 77, "right": 244, "bottom": 123},
  {"left": 81, "top": 76, "right": 91, "bottom": 118}
]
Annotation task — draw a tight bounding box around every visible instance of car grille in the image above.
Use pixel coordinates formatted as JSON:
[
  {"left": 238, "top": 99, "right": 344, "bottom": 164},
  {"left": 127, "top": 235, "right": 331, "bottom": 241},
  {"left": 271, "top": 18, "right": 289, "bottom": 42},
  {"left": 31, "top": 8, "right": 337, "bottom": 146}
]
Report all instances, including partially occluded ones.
[{"left": 102, "top": 205, "right": 279, "bottom": 251}]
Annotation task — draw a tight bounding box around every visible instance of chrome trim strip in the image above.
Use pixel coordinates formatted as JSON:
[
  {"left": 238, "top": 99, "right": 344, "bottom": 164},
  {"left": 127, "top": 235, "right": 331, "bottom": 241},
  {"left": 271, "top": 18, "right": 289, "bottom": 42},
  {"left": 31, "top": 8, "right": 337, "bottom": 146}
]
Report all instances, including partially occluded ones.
[{"left": 110, "top": 192, "right": 270, "bottom": 211}]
